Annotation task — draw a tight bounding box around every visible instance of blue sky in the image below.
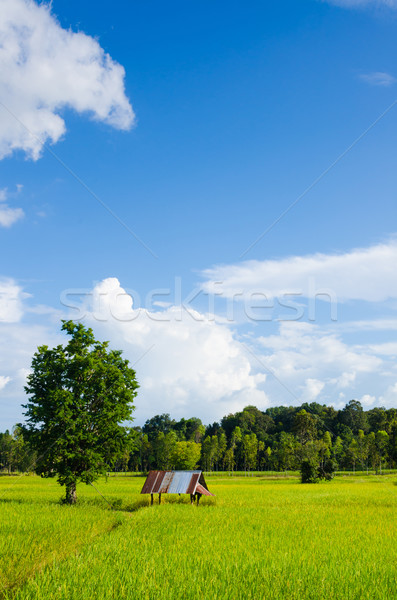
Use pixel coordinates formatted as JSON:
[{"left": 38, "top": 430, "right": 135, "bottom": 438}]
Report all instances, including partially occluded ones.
[{"left": 1, "top": 0, "right": 397, "bottom": 429}]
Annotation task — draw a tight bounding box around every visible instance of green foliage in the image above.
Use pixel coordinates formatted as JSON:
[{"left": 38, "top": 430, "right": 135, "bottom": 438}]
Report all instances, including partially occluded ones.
[
  {"left": 293, "top": 410, "right": 318, "bottom": 444},
  {"left": 0, "top": 427, "right": 34, "bottom": 473},
  {"left": 142, "top": 413, "right": 176, "bottom": 440},
  {"left": 171, "top": 441, "right": 201, "bottom": 469},
  {"left": 300, "top": 457, "right": 319, "bottom": 483},
  {"left": 242, "top": 433, "right": 258, "bottom": 471},
  {"left": 319, "top": 458, "right": 337, "bottom": 481},
  {"left": 154, "top": 431, "right": 178, "bottom": 469},
  {"left": 8, "top": 399, "right": 397, "bottom": 476},
  {"left": 339, "top": 399, "right": 368, "bottom": 434},
  {"left": 301, "top": 452, "right": 336, "bottom": 483},
  {"left": 20, "top": 320, "right": 138, "bottom": 503}
]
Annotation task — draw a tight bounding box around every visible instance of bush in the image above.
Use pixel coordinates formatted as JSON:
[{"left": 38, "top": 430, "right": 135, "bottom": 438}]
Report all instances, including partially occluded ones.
[
  {"left": 301, "top": 457, "right": 336, "bottom": 483},
  {"left": 318, "top": 458, "right": 337, "bottom": 481},
  {"left": 300, "top": 458, "right": 319, "bottom": 483}
]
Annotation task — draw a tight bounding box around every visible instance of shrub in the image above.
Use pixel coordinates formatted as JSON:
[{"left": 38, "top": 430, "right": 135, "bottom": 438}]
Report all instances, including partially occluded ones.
[
  {"left": 301, "top": 457, "right": 336, "bottom": 483},
  {"left": 300, "top": 458, "right": 319, "bottom": 483}
]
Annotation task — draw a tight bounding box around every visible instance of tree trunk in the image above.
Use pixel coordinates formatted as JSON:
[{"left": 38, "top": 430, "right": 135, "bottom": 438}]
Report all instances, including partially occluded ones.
[{"left": 65, "top": 482, "right": 77, "bottom": 504}]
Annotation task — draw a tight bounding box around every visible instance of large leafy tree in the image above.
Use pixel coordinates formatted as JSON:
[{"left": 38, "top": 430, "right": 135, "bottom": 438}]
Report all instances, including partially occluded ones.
[
  {"left": 339, "top": 399, "right": 368, "bottom": 434},
  {"left": 20, "top": 320, "right": 139, "bottom": 504},
  {"left": 171, "top": 441, "right": 201, "bottom": 470}
]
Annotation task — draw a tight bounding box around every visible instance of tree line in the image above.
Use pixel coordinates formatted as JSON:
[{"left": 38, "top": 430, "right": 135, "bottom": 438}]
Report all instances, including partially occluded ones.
[
  {"left": 2, "top": 400, "right": 396, "bottom": 476},
  {"left": 127, "top": 401, "right": 397, "bottom": 475}
]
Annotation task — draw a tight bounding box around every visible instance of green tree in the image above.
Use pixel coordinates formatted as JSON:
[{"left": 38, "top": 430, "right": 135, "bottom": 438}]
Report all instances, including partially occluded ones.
[
  {"left": 300, "top": 457, "right": 319, "bottom": 483},
  {"left": 0, "top": 430, "right": 15, "bottom": 473},
  {"left": 300, "top": 443, "right": 336, "bottom": 483},
  {"left": 171, "top": 441, "right": 201, "bottom": 469},
  {"left": 367, "top": 432, "right": 378, "bottom": 473},
  {"left": 275, "top": 432, "right": 298, "bottom": 472},
  {"left": 332, "top": 436, "right": 344, "bottom": 469},
  {"left": 257, "top": 440, "right": 265, "bottom": 469},
  {"left": 264, "top": 446, "right": 272, "bottom": 470},
  {"left": 142, "top": 414, "right": 176, "bottom": 441},
  {"left": 242, "top": 433, "right": 258, "bottom": 472},
  {"left": 357, "top": 430, "right": 369, "bottom": 473},
  {"left": 201, "top": 435, "right": 219, "bottom": 471},
  {"left": 347, "top": 439, "right": 359, "bottom": 473},
  {"left": 210, "top": 435, "right": 219, "bottom": 470},
  {"left": 224, "top": 446, "right": 235, "bottom": 472},
  {"left": 367, "top": 407, "right": 387, "bottom": 433},
  {"left": 293, "top": 410, "right": 317, "bottom": 445},
  {"left": 340, "top": 400, "right": 368, "bottom": 434},
  {"left": 231, "top": 426, "right": 242, "bottom": 469},
  {"left": 154, "top": 431, "right": 177, "bottom": 469},
  {"left": 217, "top": 432, "right": 227, "bottom": 469},
  {"left": 20, "top": 320, "right": 138, "bottom": 504},
  {"left": 323, "top": 431, "right": 332, "bottom": 450},
  {"left": 139, "top": 433, "right": 152, "bottom": 471},
  {"left": 375, "top": 430, "right": 389, "bottom": 474}
]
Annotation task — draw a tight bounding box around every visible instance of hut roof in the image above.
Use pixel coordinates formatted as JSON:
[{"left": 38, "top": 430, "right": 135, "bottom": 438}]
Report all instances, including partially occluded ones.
[{"left": 141, "top": 470, "right": 214, "bottom": 496}]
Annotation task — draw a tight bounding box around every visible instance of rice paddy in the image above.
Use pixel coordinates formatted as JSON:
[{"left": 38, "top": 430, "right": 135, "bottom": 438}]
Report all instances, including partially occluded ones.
[{"left": 1, "top": 473, "right": 397, "bottom": 599}]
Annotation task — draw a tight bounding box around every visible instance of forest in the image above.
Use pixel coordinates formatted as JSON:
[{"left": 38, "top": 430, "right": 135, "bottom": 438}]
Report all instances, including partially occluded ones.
[{"left": 1, "top": 399, "right": 396, "bottom": 475}]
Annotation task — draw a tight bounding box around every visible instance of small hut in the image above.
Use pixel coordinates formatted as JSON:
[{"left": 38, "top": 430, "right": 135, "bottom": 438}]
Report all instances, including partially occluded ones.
[{"left": 141, "top": 470, "right": 214, "bottom": 505}]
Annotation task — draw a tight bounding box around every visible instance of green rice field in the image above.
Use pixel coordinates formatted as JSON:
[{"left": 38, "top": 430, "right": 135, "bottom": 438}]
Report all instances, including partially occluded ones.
[{"left": 1, "top": 473, "right": 397, "bottom": 599}]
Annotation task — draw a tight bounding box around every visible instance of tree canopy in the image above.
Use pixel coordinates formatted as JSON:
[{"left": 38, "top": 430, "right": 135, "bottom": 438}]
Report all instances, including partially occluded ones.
[{"left": 20, "top": 320, "right": 139, "bottom": 503}]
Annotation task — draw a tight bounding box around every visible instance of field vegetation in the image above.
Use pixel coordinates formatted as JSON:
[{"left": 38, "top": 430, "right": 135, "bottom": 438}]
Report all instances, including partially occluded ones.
[{"left": 1, "top": 473, "right": 397, "bottom": 599}]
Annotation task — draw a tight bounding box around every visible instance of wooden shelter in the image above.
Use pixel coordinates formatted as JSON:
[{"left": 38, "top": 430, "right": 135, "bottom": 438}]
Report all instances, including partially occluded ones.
[{"left": 141, "top": 470, "right": 214, "bottom": 505}]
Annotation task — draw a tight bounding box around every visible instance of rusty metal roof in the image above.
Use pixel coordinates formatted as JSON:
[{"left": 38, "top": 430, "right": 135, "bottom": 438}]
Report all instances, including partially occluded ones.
[{"left": 141, "top": 470, "right": 214, "bottom": 496}]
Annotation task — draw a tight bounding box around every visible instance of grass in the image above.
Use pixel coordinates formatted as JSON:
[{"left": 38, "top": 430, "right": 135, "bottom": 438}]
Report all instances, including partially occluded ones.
[{"left": 1, "top": 473, "right": 397, "bottom": 599}]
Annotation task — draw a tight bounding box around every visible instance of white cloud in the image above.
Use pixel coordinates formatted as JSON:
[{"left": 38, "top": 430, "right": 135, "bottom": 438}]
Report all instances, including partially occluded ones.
[
  {"left": 338, "top": 319, "right": 397, "bottom": 332},
  {"left": 324, "top": 0, "right": 397, "bottom": 8},
  {"left": 1, "top": 275, "right": 396, "bottom": 429},
  {"left": 255, "top": 321, "right": 383, "bottom": 406},
  {"left": 380, "top": 383, "right": 397, "bottom": 407},
  {"left": 360, "top": 393, "right": 376, "bottom": 407},
  {"left": 304, "top": 378, "right": 325, "bottom": 401},
  {"left": 360, "top": 72, "right": 396, "bottom": 86},
  {"left": 0, "top": 188, "right": 24, "bottom": 227},
  {"left": 202, "top": 239, "right": 397, "bottom": 303},
  {"left": 0, "top": 0, "right": 134, "bottom": 160},
  {"left": 0, "top": 375, "right": 11, "bottom": 391},
  {"left": 70, "top": 278, "right": 395, "bottom": 421},
  {"left": 258, "top": 322, "right": 381, "bottom": 375},
  {"left": 80, "top": 278, "right": 269, "bottom": 424},
  {"left": 0, "top": 204, "right": 24, "bottom": 227},
  {"left": 336, "top": 371, "right": 357, "bottom": 388},
  {"left": 0, "top": 279, "right": 25, "bottom": 322},
  {"left": 365, "top": 342, "right": 397, "bottom": 356}
]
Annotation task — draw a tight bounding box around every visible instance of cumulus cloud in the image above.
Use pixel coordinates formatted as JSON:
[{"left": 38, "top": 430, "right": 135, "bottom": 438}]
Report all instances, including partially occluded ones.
[
  {"left": 0, "top": 0, "right": 134, "bottom": 160},
  {"left": 304, "top": 378, "right": 325, "bottom": 401},
  {"left": 360, "top": 72, "right": 396, "bottom": 86},
  {"left": 254, "top": 321, "right": 385, "bottom": 407},
  {"left": 202, "top": 240, "right": 397, "bottom": 303},
  {"left": 1, "top": 275, "right": 397, "bottom": 428},
  {"left": 258, "top": 322, "right": 381, "bottom": 379},
  {"left": 0, "top": 188, "right": 24, "bottom": 227},
  {"left": 0, "top": 279, "right": 25, "bottom": 322},
  {"left": 63, "top": 278, "right": 393, "bottom": 421},
  {"left": 78, "top": 278, "right": 269, "bottom": 424},
  {"left": 359, "top": 393, "right": 377, "bottom": 407}
]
